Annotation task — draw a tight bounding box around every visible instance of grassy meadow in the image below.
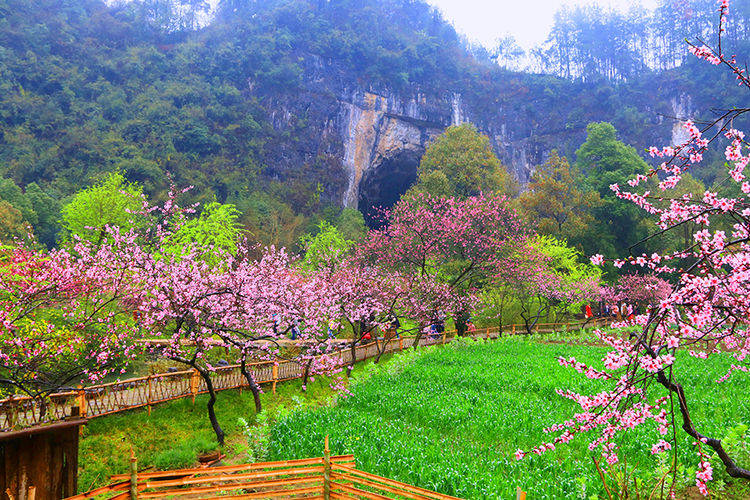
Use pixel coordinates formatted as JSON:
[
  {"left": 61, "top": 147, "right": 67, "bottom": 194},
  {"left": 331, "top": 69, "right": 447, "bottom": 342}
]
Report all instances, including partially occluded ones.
[
  {"left": 78, "top": 336, "right": 749, "bottom": 499},
  {"left": 268, "top": 337, "right": 750, "bottom": 499}
]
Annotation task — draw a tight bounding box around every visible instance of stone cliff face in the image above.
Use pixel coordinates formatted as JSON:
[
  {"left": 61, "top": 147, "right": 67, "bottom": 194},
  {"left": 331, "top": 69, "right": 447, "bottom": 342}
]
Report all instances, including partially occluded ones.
[
  {"left": 258, "top": 61, "right": 696, "bottom": 220},
  {"left": 340, "top": 90, "right": 446, "bottom": 209},
  {"left": 334, "top": 86, "right": 553, "bottom": 216}
]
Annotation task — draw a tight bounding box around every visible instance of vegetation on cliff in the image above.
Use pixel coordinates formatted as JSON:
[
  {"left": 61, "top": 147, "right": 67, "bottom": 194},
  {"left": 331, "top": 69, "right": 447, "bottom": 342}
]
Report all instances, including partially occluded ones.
[{"left": 0, "top": 0, "right": 747, "bottom": 254}]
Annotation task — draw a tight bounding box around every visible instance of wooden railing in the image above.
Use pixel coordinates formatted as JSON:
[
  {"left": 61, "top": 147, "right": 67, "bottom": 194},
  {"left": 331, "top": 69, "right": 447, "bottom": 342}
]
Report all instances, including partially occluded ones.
[
  {"left": 0, "top": 318, "right": 610, "bottom": 431},
  {"left": 68, "top": 438, "right": 464, "bottom": 499}
]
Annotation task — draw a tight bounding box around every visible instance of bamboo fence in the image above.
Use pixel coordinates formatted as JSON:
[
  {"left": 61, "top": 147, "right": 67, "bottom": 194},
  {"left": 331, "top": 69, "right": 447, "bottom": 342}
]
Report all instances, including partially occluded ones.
[
  {"left": 0, "top": 318, "right": 610, "bottom": 432},
  {"left": 68, "top": 437, "right": 467, "bottom": 500}
]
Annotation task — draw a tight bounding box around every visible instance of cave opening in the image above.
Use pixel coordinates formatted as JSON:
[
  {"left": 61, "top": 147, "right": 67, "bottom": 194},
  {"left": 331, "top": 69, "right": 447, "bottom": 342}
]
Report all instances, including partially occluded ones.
[{"left": 358, "top": 150, "right": 421, "bottom": 228}]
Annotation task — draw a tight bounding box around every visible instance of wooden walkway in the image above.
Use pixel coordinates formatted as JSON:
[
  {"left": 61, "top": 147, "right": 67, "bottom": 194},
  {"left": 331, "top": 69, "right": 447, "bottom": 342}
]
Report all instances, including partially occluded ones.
[{"left": 0, "top": 319, "right": 610, "bottom": 432}]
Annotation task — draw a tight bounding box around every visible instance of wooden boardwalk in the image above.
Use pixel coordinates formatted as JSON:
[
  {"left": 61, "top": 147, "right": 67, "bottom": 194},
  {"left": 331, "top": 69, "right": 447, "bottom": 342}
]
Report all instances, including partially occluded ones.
[{"left": 0, "top": 319, "right": 609, "bottom": 432}]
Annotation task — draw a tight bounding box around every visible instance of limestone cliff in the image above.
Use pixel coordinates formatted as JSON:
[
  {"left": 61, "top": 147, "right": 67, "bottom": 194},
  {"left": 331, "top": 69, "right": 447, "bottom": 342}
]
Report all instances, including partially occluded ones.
[{"left": 257, "top": 59, "right": 698, "bottom": 218}]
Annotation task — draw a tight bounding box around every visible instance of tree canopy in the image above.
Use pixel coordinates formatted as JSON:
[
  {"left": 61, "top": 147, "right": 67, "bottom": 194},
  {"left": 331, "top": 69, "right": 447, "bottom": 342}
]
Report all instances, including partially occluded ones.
[
  {"left": 575, "top": 122, "right": 651, "bottom": 258},
  {"left": 519, "top": 151, "right": 602, "bottom": 253},
  {"left": 60, "top": 172, "right": 145, "bottom": 245},
  {"left": 409, "top": 124, "right": 515, "bottom": 198}
]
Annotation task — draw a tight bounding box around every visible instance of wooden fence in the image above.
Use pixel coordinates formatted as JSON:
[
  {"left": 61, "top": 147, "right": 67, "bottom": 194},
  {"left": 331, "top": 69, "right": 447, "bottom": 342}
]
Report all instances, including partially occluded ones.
[
  {"left": 68, "top": 437, "right": 466, "bottom": 499},
  {"left": 0, "top": 318, "right": 610, "bottom": 432}
]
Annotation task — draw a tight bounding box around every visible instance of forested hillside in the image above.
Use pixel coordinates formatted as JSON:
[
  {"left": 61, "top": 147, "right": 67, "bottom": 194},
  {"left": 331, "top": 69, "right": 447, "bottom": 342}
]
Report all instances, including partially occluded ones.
[{"left": 0, "top": 0, "right": 747, "bottom": 248}]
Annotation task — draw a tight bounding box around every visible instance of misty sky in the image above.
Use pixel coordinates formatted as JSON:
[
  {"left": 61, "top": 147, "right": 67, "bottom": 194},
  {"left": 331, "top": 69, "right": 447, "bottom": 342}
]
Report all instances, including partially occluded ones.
[{"left": 426, "top": 0, "right": 658, "bottom": 50}]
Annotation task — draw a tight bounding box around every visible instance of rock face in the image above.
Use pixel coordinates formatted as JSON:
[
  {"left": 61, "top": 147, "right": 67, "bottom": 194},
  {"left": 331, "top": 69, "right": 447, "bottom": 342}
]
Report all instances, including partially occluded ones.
[
  {"left": 340, "top": 90, "right": 445, "bottom": 210},
  {"left": 330, "top": 86, "right": 551, "bottom": 218},
  {"left": 670, "top": 93, "right": 694, "bottom": 146},
  {"left": 258, "top": 61, "right": 696, "bottom": 219}
]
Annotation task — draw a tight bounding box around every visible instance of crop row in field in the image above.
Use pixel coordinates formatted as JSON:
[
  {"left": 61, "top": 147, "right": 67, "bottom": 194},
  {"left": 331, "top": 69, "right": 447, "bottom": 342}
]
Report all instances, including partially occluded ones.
[{"left": 268, "top": 337, "right": 749, "bottom": 499}]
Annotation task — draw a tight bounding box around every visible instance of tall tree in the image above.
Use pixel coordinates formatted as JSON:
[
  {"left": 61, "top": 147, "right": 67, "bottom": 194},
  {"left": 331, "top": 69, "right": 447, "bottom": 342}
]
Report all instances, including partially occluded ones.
[
  {"left": 0, "top": 243, "right": 141, "bottom": 403},
  {"left": 575, "top": 122, "right": 651, "bottom": 258},
  {"left": 362, "top": 193, "right": 528, "bottom": 336},
  {"left": 24, "top": 183, "right": 60, "bottom": 248},
  {"left": 161, "top": 201, "right": 242, "bottom": 266},
  {"left": 409, "top": 124, "right": 515, "bottom": 198},
  {"left": 300, "top": 221, "right": 353, "bottom": 272},
  {"left": 0, "top": 202, "right": 28, "bottom": 245},
  {"left": 60, "top": 172, "right": 145, "bottom": 245},
  {"left": 519, "top": 152, "right": 603, "bottom": 254}
]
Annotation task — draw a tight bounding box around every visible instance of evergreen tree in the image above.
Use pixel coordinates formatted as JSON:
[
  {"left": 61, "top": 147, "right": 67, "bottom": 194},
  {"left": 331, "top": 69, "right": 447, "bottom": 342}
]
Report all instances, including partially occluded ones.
[
  {"left": 61, "top": 173, "right": 145, "bottom": 245},
  {"left": 575, "top": 122, "right": 651, "bottom": 258},
  {"left": 518, "top": 152, "right": 603, "bottom": 254}
]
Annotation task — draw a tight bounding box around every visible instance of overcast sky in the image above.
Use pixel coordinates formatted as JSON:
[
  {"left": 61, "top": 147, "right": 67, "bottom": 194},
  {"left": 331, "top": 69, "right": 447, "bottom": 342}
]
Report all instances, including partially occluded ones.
[{"left": 425, "top": 0, "right": 658, "bottom": 51}]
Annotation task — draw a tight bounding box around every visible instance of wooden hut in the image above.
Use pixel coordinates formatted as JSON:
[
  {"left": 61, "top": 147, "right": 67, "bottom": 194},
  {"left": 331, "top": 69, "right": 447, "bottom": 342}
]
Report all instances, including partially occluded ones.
[{"left": 0, "top": 419, "right": 85, "bottom": 499}]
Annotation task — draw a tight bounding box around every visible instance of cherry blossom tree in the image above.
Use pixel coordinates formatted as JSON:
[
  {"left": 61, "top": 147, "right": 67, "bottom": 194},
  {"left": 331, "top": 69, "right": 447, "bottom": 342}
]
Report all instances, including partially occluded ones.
[
  {"left": 0, "top": 242, "right": 141, "bottom": 404},
  {"left": 65, "top": 190, "right": 343, "bottom": 445},
  {"left": 518, "top": 1, "right": 750, "bottom": 494},
  {"left": 319, "top": 261, "right": 398, "bottom": 373},
  {"left": 362, "top": 192, "right": 529, "bottom": 336},
  {"left": 486, "top": 236, "right": 601, "bottom": 334},
  {"left": 601, "top": 274, "right": 672, "bottom": 315},
  {"left": 133, "top": 243, "right": 341, "bottom": 444},
  {"left": 393, "top": 273, "right": 468, "bottom": 346}
]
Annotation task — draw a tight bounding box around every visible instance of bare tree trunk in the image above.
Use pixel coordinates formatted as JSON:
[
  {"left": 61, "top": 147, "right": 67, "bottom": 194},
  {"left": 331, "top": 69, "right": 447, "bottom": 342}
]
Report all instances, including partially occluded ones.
[
  {"left": 628, "top": 329, "right": 750, "bottom": 481},
  {"left": 346, "top": 340, "right": 357, "bottom": 377},
  {"left": 375, "top": 336, "right": 391, "bottom": 363},
  {"left": 412, "top": 323, "right": 424, "bottom": 349},
  {"left": 454, "top": 310, "right": 469, "bottom": 337},
  {"left": 520, "top": 308, "right": 535, "bottom": 335},
  {"left": 198, "top": 368, "right": 224, "bottom": 446},
  {"left": 346, "top": 320, "right": 361, "bottom": 377},
  {"left": 239, "top": 357, "right": 262, "bottom": 413},
  {"left": 655, "top": 370, "right": 750, "bottom": 479},
  {"left": 301, "top": 358, "right": 314, "bottom": 391},
  {"left": 170, "top": 353, "right": 225, "bottom": 445}
]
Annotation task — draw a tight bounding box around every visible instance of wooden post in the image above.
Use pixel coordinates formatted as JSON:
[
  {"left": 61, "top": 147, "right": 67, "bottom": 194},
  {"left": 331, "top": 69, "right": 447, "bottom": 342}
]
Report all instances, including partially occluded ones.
[
  {"left": 7, "top": 394, "right": 16, "bottom": 430},
  {"left": 146, "top": 375, "right": 152, "bottom": 416},
  {"left": 535, "top": 323, "right": 539, "bottom": 334},
  {"left": 129, "top": 448, "right": 138, "bottom": 500},
  {"left": 190, "top": 369, "right": 199, "bottom": 404},
  {"left": 272, "top": 364, "right": 278, "bottom": 394},
  {"left": 323, "top": 436, "right": 331, "bottom": 500},
  {"left": 76, "top": 385, "right": 87, "bottom": 418},
  {"left": 398, "top": 337, "right": 403, "bottom": 350},
  {"left": 19, "top": 466, "right": 26, "bottom": 500},
  {"left": 512, "top": 324, "right": 516, "bottom": 335},
  {"left": 441, "top": 331, "right": 447, "bottom": 344},
  {"left": 485, "top": 327, "right": 489, "bottom": 340},
  {"left": 516, "top": 487, "right": 526, "bottom": 500}
]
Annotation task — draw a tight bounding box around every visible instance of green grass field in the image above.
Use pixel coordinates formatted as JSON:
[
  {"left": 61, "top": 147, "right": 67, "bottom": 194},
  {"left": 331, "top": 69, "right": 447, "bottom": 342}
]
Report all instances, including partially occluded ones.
[
  {"left": 78, "top": 336, "right": 749, "bottom": 498},
  {"left": 268, "top": 337, "right": 750, "bottom": 499},
  {"left": 77, "top": 374, "right": 343, "bottom": 492}
]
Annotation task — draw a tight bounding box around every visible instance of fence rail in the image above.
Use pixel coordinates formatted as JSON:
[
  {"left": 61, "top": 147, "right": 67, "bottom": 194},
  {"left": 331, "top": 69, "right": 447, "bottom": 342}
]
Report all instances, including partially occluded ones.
[
  {"left": 0, "top": 318, "right": 610, "bottom": 432},
  {"left": 69, "top": 438, "right": 465, "bottom": 499}
]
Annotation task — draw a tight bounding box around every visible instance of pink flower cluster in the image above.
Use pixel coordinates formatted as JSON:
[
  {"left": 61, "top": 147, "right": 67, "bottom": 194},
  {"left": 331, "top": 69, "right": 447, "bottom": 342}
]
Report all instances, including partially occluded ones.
[{"left": 519, "top": 2, "right": 750, "bottom": 494}]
